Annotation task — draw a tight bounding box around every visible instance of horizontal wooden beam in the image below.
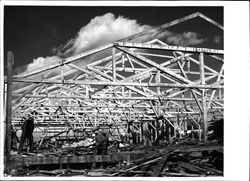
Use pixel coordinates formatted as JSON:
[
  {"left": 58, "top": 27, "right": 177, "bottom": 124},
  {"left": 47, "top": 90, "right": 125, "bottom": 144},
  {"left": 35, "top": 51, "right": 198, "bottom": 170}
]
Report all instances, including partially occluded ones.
[
  {"left": 115, "top": 42, "right": 224, "bottom": 55},
  {"left": 17, "top": 103, "right": 223, "bottom": 109},
  {"left": 93, "top": 66, "right": 217, "bottom": 76},
  {"left": 12, "top": 94, "right": 224, "bottom": 101},
  {"left": 11, "top": 152, "right": 145, "bottom": 167},
  {"left": 11, "top": 79, "right": 223, "bottom": 90}
]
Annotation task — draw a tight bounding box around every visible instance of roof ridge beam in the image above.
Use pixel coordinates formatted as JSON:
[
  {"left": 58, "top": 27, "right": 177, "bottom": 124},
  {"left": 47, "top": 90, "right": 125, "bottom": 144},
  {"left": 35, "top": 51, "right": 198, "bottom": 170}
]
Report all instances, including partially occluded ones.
[{"left": 115, "top": 42, "right": 223, "bottom": 55}]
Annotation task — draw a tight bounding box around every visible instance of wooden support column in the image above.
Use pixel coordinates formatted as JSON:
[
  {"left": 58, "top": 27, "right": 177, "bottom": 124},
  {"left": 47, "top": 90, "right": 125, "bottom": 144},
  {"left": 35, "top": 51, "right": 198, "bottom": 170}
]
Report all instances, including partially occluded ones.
[
  {"left": 155, "top": 71, "right": 161, "bottom": 115},
  {"left": 86, "top": 85, "right": 89, "bottom": 97},
  {"left": 191, "top": 123, "right": 194, "bottom": 140},
  {"left": 5, "top": 51, "right": 14, "bottom": 171},
  {"left": 155, "top": 71, "right": 161, "bottom": 139},
  {"left": 139, "top": 121, "right": 142, "bottom": 142},
  {"left": 112, "top": 47, "right": 116, "bottom": 81},
  {"left": 199, "top": 52, "right": 207, "bottom": 142}
]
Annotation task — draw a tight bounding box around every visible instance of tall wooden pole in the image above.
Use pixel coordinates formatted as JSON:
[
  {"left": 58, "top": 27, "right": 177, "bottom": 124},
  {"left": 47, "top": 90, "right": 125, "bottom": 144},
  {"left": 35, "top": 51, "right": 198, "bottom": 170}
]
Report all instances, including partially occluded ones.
[
  {"left": 156, "top": 71, "right": 161, "bottom": 115},
  {"left": 199, "top": 52, "right": 207, "bottom": 142},
  {"left": 155, "top": 70, "right": 161, "bottom": 138},
  {"left": 112, "top": 47, "right": 116, "bottom": 81},
  {"left": 5, "top": 51, "right": 14, "bottom": 171}
]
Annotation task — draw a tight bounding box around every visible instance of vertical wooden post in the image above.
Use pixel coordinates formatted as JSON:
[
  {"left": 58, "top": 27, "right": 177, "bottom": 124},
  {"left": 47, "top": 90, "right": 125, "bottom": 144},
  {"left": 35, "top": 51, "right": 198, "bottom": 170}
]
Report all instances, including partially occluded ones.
[
  {"left": 5, "top": 51, "right": 14, "bottom": 171},
  {"left": 155, "top": 71, "right": 161, "bottom": 115},
  {"left": 191, "top": 124, "right": 194, "bottom": 140},
  {"left": 166, "top": 122, "right": 169, "bottom": 142},
  {"left": 86, "top": 85, "right": 89, "bottom": 97},
  {"left": 199, "top": 52, "right": 207, "bottom": 142},
  {"left": 196, "top": 116, "right": 202, "bottom": 142},
  {"left": 139, "top": 122, "right": 142, "bottom": 142},
  {"left": 173, "top": 119, "right": 176, "bottom": 138},
  {"left": 112, "top": 47, "right": 116, "bottom": 81},
  {"left": 155, "top": 71, "right": 161, "bottom": 139},
  {"left": 169, "top": 127, "right": 172, "bottom": 143}
]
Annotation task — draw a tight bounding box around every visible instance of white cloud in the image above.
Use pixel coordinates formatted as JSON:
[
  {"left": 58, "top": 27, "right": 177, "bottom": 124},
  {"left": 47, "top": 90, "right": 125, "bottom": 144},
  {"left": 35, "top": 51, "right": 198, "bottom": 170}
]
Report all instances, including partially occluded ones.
[
  {"left": 17, "top": 13, "right": 206, "bottom": 80},
  {"left": 55, "top": 12, "right": 150, "bottom": 56},
  {"left": 18, "top": 13, "right": 150, "bottom": 78},
  {"left": 214, "top": 35, "right": 222, "bottom": 44},
  {"left": 27, "top": 56, "right": 60, "bottom": 71},
  {"left": 166, "top": 31, "right": 206, "bottom": 46}
]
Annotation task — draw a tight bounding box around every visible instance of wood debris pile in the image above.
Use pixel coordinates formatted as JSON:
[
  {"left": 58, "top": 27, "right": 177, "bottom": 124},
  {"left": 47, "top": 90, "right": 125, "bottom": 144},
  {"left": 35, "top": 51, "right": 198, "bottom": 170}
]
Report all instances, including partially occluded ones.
[
  {"left": 106, "top": 141, "right": 223, "bottom": 177},
  {"left": 8, "top": 140, "right": 223, "bottom": 177}
]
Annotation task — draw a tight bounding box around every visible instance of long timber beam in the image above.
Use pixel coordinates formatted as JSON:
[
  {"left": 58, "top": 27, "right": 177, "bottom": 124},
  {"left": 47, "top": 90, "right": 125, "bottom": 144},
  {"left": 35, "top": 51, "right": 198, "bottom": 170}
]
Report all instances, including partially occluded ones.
[
  {"left": 12, "top": 94, "right": 224, "bottom": 101},
  {"left": 115, "top": 42, "right": 224, "bottom": 55},
  {"left": 11, "top": 79, "right": 223, "bottom": 89},
  {"left": 16, "top": 103, "right": 224, "bottom": 109}
]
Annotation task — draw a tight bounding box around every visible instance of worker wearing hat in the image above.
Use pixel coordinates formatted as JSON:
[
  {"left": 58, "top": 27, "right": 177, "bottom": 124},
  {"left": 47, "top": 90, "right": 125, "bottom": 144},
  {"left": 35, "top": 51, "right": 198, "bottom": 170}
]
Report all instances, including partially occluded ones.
[{"left": 93, "top": 126, "right": 108, "bottom": 155}]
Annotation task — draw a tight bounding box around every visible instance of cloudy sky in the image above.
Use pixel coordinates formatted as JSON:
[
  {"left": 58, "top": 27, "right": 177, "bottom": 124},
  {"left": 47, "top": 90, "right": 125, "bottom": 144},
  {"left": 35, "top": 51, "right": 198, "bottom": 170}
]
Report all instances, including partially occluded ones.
[{"left": 4, "top": 6, "right": 223, "bottom": 75}]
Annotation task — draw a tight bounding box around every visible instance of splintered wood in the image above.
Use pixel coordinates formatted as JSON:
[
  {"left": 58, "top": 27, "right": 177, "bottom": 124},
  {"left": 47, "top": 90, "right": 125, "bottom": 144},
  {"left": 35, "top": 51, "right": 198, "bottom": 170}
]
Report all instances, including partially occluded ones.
[
  {"left": 107, "top": 142, "right": 223, "bottom": 177},
  {"left": 9, "top": 141, "right": 223, "bottom": 177}
]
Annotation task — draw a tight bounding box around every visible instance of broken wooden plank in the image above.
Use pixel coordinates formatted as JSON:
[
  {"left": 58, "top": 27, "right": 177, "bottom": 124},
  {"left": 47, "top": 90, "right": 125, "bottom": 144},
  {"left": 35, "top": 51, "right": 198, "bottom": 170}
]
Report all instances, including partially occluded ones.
[
  {"left": 178, "top": 162, "right": 208, "bottom": 175},
  {"left": 153, "top": 151, "right": 169, "bottom": 176},
  {"left": 164, "top": 172, "right": 206, "bottom": 177},
  {"left": 198, "top": 164, "right": 223, "bottom": 175},
  {"left": 111, "top": 156, "right": 161, "bottom": 176}
]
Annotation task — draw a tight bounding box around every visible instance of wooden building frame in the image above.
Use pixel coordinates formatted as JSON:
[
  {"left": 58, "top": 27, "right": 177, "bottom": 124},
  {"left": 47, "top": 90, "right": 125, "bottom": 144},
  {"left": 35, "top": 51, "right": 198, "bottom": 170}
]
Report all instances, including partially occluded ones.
[{"left": 5, "top": 12, "right": 224, "bottom": 152}]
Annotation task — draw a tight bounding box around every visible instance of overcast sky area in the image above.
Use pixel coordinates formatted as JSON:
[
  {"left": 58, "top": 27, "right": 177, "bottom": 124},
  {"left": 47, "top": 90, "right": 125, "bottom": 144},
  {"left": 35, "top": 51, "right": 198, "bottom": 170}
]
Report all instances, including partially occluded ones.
[{"left": 4, "top": 6, "right": 223, "bottom": 75}]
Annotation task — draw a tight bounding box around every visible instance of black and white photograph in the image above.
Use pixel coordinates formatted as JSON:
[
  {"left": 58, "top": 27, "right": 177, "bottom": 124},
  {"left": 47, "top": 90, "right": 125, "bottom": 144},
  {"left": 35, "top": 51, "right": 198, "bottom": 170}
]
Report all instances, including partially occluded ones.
[{"left": 0, "top": 1, "right": 249, "bottom": 180}]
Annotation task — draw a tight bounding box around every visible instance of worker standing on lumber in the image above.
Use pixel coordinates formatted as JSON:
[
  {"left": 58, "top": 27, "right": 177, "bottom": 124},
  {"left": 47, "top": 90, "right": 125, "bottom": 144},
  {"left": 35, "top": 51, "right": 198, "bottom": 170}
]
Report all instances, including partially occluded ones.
[
  {"left": 93, "top": 126, "right": 108, "bottom": 155},
  {"left": 142, "top": 121, "right": 152, "bottom": 147},
  {"left": 18, "top": 114, "right": 35, "bottom": 153}
]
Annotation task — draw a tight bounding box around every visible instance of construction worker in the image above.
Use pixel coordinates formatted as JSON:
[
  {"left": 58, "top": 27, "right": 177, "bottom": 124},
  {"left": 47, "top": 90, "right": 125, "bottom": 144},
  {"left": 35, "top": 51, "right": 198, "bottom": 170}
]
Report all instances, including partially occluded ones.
[
  {"left": 127, "top": 121, "right": 140, "bottom": 145},
  {"left": 142, "top": 121, "right": 152, "bottom": 147},
  {"left": 18, "top": 114, "right": 35, "bottom": 153},
  {"left": 127, "top": 121, "right": 135, "bottom": 145},
  {"left": 93, "top": 126, "right": 108, "bottom": 155},
  {"left": 11, "top": 126, "right": 19, "bottom": 150}
]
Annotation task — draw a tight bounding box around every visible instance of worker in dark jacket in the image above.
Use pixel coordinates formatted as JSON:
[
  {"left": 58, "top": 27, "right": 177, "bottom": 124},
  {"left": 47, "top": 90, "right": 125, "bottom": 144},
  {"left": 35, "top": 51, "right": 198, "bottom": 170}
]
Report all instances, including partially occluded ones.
[
  {"left": 11, "top": 126, "right": 19, "bottom": 150},
  {"left": 18, "top": 115, "right": 35, "bottom": 153},
  {"left": 93, "top": 126, "right": 108, "bottom": 155}
]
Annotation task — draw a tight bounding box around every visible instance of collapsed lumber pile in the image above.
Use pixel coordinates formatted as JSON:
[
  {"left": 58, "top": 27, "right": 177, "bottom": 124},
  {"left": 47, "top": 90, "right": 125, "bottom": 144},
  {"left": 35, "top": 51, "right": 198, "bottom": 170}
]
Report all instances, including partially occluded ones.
[
  {"left": 106, "top": 141, "right": 223, "bottom": 177},
  {"left": 9, "top": 139, "right": 223, "bottom": 177}
]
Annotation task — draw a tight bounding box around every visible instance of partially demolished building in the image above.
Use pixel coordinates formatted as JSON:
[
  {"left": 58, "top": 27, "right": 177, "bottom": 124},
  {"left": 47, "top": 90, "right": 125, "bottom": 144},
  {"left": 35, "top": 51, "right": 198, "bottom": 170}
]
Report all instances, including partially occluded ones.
[{"left": 4, "top": 12, "right": 224, "bottom": 177}]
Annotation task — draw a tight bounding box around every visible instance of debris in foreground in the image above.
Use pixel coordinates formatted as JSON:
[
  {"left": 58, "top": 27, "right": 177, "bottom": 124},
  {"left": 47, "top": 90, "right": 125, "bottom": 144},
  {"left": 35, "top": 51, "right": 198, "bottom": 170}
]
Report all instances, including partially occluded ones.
[{"left": 7, "top": 140, "right": 223, "bottom": 177}]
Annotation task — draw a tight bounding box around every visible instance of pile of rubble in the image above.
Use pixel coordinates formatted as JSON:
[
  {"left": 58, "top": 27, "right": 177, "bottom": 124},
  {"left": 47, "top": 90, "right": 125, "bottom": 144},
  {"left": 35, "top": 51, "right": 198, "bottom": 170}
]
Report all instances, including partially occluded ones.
[
  {"left": 8, "top": 139, "right": 223, "bottom": 177},
  {"left": 107, "top": 141, "right": 223, "bottom": 177}
]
